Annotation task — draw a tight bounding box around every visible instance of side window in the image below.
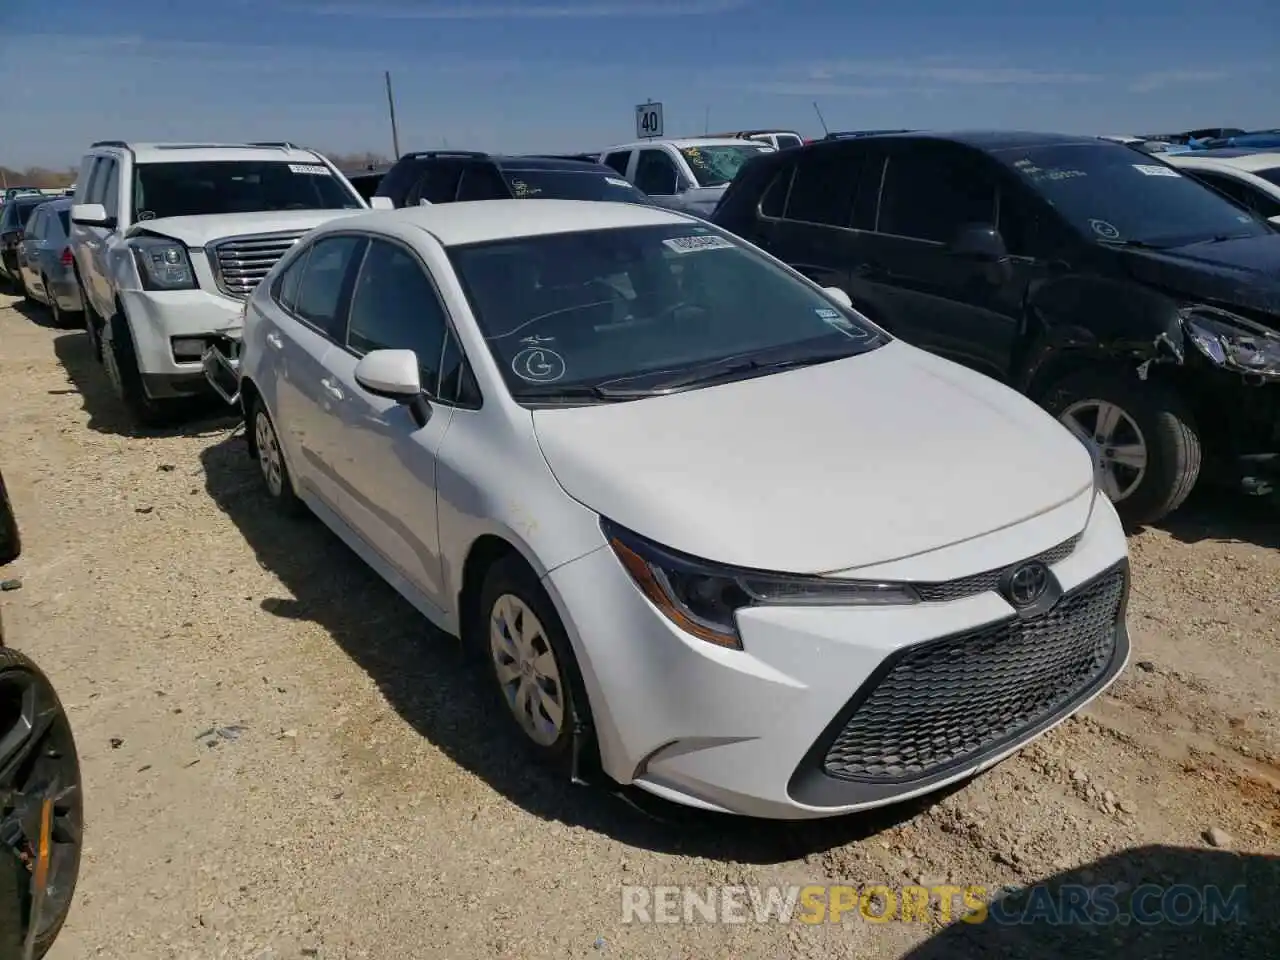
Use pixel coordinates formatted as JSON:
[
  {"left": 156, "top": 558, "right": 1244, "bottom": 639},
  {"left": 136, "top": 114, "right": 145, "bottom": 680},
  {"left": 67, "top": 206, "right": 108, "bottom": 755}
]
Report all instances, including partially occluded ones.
[
  {"left": 74, "top": 156, "right": 97, "bottom": 203},
  {"left": 293, "top": 235, "right": 367, "bottom": 339},
  {"left": 84, "top": 158, "right": 108, "bottom": 204},
  {"left": 1189, "top": 171, "right": 1280, "bottom": 218},
  {"left": 346, "top": 240, "right": 450, "bottom": 390},
  {"left": 603, "top": 152, "right": 631, "bottom": 177},
  {"left": 438, "top": 331, "right": 481, "bottom": 407},
  {"left": 759, "top": 165, "right": 794, "bottom": 217},
  {"left": 634, "top": 150, "right": 679, "bottom": 195},
  {"left": 784, "top": 148, "right": 863, "bottom": 226},
  {"left": 26, "top": 207, "right": 45, "bottom": 236},
  {"left": 414, "top": 162, "right": 465, "bottom": 204},
  {"left": 100, "top": 159, "right": 120, "bottom": 219},
  {"left": 456, "top": 165, "right": 508, "bottom": 201},
  {"left": 877, "top": 146, "right": 998, "bottom": 243},
  {"left": 273, "top": 245, "right": 313, "bottom": 313},
  {"left": 776, "top": 135, "right": 804, "bottom": 150}
]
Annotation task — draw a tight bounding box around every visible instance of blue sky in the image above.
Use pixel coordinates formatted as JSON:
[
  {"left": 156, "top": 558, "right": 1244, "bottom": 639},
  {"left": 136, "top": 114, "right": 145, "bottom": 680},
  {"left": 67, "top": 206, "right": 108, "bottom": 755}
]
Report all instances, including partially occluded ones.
[{"left": 2, "top": 0, "right": 1277, "bottom": 169}]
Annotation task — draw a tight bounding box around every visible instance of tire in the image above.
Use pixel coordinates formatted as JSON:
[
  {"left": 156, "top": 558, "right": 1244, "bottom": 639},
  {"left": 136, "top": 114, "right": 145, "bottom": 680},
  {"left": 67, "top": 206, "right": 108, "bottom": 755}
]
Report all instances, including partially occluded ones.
[
  {"left": 248, "top": 397, "right": 305, "bottom": 516},
  {"left": 101, "top": 310, "right": 170, "bottom": 428},
  {"left": 15, "top": 270, "right": 32, "bottom": 304},
  {"left": 43, "top": 278, "right": 72, "bottom": 329},
  {"left": 478, "top": 555, "right": 593, "bottom": 772},
  {"left": 1041, "top": 368, "right": 1201, "bottom": 527},
  {"left": 0, "top": 647, "right": 84, "bottom": 959},
  {"left": 81, "top": 292, "right": 103, "bottom": 362}
]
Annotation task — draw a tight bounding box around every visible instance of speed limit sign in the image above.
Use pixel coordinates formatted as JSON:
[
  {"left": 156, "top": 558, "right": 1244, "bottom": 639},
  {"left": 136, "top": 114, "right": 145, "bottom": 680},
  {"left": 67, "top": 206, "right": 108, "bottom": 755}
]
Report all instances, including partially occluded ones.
[{"left": 635, "top": 101, "right": 664, "bottom": 140}]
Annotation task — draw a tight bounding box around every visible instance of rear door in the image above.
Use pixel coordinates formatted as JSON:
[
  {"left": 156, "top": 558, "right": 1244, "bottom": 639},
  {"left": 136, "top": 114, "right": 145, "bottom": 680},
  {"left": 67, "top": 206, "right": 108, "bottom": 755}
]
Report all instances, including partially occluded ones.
[
  {"left": 854, "top": 140, "right": 1028, "bottom": 380},
  {"left": 267, "top": 233, "right": 367, "bottom": 512},
  {"left": 633, "top": 148, "right": 683, "bottom": 206},
  {"left": 19, "top": 205, "right": 46, "bottom": 295}
]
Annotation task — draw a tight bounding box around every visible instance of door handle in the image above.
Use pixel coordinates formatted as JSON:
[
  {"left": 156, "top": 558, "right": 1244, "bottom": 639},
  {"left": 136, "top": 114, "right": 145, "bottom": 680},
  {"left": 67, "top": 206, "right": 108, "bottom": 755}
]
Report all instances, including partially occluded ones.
[
  {"left": 265, "top": 331, "right": 283, "bottom": 350},
  {"left": 320, "top": 377, "right": 344, "bottom": 401}
]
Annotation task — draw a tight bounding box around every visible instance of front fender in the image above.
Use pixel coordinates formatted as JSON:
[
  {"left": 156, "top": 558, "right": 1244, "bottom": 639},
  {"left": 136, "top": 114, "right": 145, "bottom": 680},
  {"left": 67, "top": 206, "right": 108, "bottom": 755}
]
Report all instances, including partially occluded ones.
[{"left": 1018, "top": 273, "right": 1185, "bottom": 395}]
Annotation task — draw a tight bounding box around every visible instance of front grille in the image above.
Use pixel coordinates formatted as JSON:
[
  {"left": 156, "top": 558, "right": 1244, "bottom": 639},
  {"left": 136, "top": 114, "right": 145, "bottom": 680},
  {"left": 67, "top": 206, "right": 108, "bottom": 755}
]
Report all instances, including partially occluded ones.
[
  {"left": 822, "top": 565, "right": 1125, "bottom": 783},
  {"left": 911, "top": 535, "right": 1080, "bottom": 603},
  {"left": 209, "top": 230, "right": 306, "bottom": 299}
]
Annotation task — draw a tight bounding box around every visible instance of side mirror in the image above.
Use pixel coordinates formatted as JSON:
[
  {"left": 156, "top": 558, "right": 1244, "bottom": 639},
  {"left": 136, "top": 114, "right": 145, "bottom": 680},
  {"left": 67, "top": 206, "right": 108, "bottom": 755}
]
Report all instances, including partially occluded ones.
[
  {"left": 946, "top": 223, "right": 1008, "bottom": 262},
  {"left": 71, "top": 203, "right": 115, "bottom": 228},
  {"left": 822, "top": 286, "right": 854, "bottom": 309},
  {"left": 369, "top": 196, "right": 394, "bottom": 211},
  {"left": 354, "top": 349, "right": 432, "bottom": 427},
  {"left": 1268, "top": 214, "right": 1280, "bottom": 227}
]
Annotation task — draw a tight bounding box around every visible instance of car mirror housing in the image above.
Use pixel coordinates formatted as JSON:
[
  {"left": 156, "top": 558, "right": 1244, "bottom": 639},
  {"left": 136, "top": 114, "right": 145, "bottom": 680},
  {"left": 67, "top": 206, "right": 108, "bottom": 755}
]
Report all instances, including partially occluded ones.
[
  {"left": 946, "top": 223, "right": 1008, "bottom": 262},
  {"left": 354, "top": 349, "right": 432, "bottom": 427},
  {"left": 70, "top": 203, "right": 115, "bottom": 228}
]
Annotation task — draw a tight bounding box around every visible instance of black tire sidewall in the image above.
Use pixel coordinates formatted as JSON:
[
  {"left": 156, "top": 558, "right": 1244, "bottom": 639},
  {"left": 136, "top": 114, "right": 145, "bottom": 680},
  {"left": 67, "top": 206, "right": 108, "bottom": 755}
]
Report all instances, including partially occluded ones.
[
  {"left": 1042, "top": 369, "right": 1201, "bottom": 526},
  {"left": 104, "top": 312, "right": 168, "bottom": 427},
  {"left": 477, "top": 557, "right": 592, "bottom": 769},
  {"left": 250, "top": 397, "right": 303, "bottom": 516}
]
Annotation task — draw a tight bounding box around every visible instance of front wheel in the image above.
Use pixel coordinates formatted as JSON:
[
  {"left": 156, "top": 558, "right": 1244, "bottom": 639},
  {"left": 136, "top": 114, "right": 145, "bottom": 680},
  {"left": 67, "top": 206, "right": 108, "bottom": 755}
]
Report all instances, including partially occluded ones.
[
  {"left": 479, "top": 556, "right": 592, "bottom": 771},
  {"left": 0, "top": 648, "right": 84, "bottom": 959},
  {"left": 101, "top": 312, "right": 171, "bottom": 428},
  {"left": 1042, "top": 368, "right": 1201, "bottom": 527},
  {"left": 249, "top": 397, "right": 305, "bottom": 517}
]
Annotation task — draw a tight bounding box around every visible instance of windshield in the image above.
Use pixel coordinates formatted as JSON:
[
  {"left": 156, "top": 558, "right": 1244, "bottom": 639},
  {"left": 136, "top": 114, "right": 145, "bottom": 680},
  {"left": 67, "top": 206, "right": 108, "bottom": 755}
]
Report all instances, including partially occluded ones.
[
  {"left": 1255, "top": 166, "right": 1280, "bottom": 188},
  {"left": 502, "top": 169, "right": 649, "bottom": 203},
  {"left": 448, "top": 223, "right": 884, "bottom": 403},
  {"left": 997, "top": 143, "right": 1272, "bottom": 247},
  {"left": 679, "top": 144, "right": 773, "bottom": 187},
  {"left": 131, "top": 161, "right": 363, "bottom": 221}
]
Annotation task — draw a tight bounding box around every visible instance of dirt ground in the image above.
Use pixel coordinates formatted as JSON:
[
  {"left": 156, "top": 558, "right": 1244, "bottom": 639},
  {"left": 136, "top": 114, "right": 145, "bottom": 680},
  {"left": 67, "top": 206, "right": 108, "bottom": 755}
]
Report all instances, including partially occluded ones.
[{"left": 0, "top": 291, "right": 1276, "bottom": 959}]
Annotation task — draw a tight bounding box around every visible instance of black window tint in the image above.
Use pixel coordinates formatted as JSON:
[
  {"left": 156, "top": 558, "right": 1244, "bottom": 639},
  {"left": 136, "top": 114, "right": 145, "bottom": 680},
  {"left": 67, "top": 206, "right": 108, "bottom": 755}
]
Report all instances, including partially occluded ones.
[
  {"left": 760, "top": 165, "right": 794, "bottom": 217},
  {"left": 456, "top": 165, "right": 509, "bottom": 201},
  {"left": 634, "top": 150, "right": 679, "bottom": 195},
  {"left": 414, "top": 162, "right": 464, "bottom": 204},
  {"left": 346, "top": 240, "right": 450, "bottom": 388},
  {"left": 293, "top": 235, "right": 365, "bottom": 338},
  {"left": 438, "top": 332, "right": 481, "bottom": 406},
  {"left": 56, "top": 210, "right": 71, "bottom": 234},
  {"left": 100, "top": 160, "right": 120, "bottom": 217},
  {"left": 776, "top": 135, "right": 803, "bottom": 149},
  {"left": 878, "top": 147, "right": 997, "bottom": 242},
  {"left": 604, "top": 152, "right": 631, "bottom": 176},
  {"left": 785, "top": 148, "right": 862, "bottom": 226},
  {"left": 275, "top": 245, "right": 312, "bottom": 312}
]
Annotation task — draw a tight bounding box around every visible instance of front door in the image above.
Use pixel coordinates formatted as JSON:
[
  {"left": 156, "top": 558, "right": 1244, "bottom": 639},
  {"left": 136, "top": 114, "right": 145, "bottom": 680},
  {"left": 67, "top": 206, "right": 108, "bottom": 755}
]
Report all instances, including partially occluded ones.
[{"left": 321, "top": 238, "right": 457, "bottom": 607}]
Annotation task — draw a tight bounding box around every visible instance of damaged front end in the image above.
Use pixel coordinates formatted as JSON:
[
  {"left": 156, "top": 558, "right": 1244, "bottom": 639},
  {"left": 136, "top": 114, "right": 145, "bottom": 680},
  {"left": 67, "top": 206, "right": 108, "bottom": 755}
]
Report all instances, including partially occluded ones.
[{"left": 202, "top": 332, "right": 243, "bottom": 407}]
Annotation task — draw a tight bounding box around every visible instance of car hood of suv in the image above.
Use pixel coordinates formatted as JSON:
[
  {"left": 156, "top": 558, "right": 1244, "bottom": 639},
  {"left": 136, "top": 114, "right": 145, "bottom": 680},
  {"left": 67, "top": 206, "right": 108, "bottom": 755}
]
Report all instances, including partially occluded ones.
[
  {"left": 125, "top": 208, "right": 368, "bottom": 248},
  {"left": 1115, "top": 234, "right": 1280, "bottom": 322},
  {"left": 531, "top": 341, "right": 1094, "bottom": 575}
]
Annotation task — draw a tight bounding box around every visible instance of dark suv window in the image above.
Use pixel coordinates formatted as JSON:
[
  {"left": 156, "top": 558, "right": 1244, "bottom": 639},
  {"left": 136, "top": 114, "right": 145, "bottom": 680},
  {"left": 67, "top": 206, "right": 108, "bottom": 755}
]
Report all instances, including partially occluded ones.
[
  {"left": 784, "top": 148, "right": 863, "bottom": 226},
  {"left": 456, "top": 164, "right": 509, "bottom": 201},
  {"left": 1183, "top": 170, "right": 1280, "bottom": 220},
  {"left": 603, "top": 152, "right": 631, "bottom": 176},
  {"left": 634, "top": 150, "right": 680, "bottom": 195},
  {"left": 877, "top": 145, "right": 998, "bottom": 243}
]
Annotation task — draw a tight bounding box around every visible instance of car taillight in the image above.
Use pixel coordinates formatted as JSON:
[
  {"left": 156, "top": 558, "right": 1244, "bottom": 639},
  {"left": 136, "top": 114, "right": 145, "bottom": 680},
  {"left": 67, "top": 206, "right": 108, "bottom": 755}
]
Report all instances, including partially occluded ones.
[{"left": 60, "top": 247, "right": 73, "bottom": 266}]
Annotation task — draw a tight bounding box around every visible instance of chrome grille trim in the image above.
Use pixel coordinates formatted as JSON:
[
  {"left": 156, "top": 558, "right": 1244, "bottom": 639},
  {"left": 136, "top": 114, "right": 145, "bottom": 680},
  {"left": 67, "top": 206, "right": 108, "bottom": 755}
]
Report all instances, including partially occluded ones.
[{"left": 207, "top": 230, "right": 307, "bottom": 299}]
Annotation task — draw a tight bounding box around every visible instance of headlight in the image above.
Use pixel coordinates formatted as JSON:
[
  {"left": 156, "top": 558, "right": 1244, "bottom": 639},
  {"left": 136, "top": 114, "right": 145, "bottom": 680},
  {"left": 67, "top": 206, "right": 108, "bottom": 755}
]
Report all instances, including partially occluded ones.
[
  {"left": 128, "top": 235, "right": 196, "bottom": 291},
  {"left": 1179, "top": 305, "right": 1280, "bottom": 376},
  {"left": 602, "top": 519, "right": 919, "bottom": 649}
]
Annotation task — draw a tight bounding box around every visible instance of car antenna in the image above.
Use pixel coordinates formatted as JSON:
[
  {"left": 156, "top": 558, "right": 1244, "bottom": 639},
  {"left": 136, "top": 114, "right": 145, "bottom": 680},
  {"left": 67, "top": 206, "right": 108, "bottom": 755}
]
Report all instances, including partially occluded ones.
[{"left": 812, "top": 101, "right": 830, "bottom": 137}]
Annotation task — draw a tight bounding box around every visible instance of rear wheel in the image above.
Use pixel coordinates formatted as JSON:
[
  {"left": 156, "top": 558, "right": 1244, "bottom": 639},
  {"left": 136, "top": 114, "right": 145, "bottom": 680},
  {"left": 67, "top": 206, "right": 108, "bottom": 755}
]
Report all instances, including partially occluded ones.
[
  {"left": 101, "top": 311, "right": 170, "bottom": 428},
  {"left": 1042, "top": 368, "right": 1201, "bottom": 526},
  {"left": 0, "top": 648, "right": 84, "bottom": 959},
  {"left": 42, "top": 279, "right": 72, "bottom": 329},
  {"left": 249, "top": 397, "right": 305, "bottom": 517}
]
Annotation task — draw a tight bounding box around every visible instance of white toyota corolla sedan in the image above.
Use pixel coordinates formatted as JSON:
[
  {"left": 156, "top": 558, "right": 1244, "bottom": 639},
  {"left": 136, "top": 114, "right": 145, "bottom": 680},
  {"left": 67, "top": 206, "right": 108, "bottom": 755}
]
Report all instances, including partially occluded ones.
[{"left": 220, "top": 199, "right": 1130, "bottom": 819}]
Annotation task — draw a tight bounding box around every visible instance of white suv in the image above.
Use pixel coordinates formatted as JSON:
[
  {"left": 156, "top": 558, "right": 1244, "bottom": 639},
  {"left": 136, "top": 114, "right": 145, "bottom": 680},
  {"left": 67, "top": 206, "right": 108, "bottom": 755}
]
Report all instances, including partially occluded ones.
[{"left": 69, "top": 141, "right": 372, "bottom": 425}]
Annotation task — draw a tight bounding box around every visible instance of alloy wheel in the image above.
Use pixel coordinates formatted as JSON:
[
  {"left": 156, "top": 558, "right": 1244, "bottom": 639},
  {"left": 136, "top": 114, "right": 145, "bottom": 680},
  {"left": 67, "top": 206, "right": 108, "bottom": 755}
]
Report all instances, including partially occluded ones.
[
  {"left": 1059, "top": 399, "right": 1149, "bottom": 502},
  {"left": 489, "top": 594, "right": 566, "bottom": 747},
  {"left": 254, "top": 410, "right": 285, "bottom": 498},
  {"left": 0, "top": 665, "right": 82, "bottom": 947}
]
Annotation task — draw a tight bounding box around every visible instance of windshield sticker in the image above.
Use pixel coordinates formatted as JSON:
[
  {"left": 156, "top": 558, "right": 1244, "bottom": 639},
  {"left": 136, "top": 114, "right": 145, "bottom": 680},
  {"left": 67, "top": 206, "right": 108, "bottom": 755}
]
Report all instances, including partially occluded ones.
[
  {"left": 136, "top": 210, "right": 156, "bottom": 221},
  {"left": 1089, "top": 219, "right": 1121, "bottom": 240},
  {"left": 511, "top": 346, "right": 566, "bottom": 383},
  {"left": 510, "top": 179, "right": 543, "bottom": 198},
  {"left": 604, "top": 176, "right": 632, "bottom": 188},
  {"left": 1012, "top": 159, "right": 1086, "bottom": 182},
  {"left": 662, "top": 234, "right": 735, "bottom": 255},
  {"left": 1132, "top": 164, "right": 1181, "bottom": 178},
  {"left": 288, "top": 164, "right": 329, "bottom": 175}
]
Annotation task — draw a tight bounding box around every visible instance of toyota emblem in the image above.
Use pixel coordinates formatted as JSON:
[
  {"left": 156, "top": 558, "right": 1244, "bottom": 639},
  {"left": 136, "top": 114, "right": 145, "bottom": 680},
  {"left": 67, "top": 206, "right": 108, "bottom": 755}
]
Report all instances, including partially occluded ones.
[{"left": 1005, "top": 561, "right": 1050, "bottom": 607}]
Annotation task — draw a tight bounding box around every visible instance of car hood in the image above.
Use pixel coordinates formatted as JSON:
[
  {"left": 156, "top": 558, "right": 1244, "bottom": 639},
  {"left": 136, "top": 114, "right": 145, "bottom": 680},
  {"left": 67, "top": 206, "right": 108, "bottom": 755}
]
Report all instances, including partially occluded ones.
[
  {"left": 124, "top": 208, "right": 368, "bottom": 249},
  {"left": 1115, "top": 236, "right": 1280, "bottom": 321},
  {"left": 531, "top": 341, "right": 1093, "bottom": 574}
]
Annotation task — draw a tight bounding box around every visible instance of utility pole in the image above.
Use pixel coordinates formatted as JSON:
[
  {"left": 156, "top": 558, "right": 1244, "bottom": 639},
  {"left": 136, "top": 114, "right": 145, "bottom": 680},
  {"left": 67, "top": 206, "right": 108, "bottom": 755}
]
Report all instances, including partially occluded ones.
[
  {"left": 812, "top": 101, "right": 829, "bottom": 137},
  {"left": 385, "top": 71, "right": 401, "bottom": 158}
]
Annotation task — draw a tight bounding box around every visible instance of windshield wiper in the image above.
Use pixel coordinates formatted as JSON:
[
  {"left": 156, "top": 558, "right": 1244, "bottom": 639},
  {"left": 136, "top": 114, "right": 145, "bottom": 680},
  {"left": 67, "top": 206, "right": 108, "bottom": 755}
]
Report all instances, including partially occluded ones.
[
  {"left": 611, "top": 347, "right": 861, "bottom": 394},
  {"left": 1180, "top": 233, "right": 1256, "bottom": 246},
  {"left": 1097, "top": 238, "right": 1169, "bottom": 250},
  {"left": 513, "top": 383, "right": 640, "bottom": 403}
]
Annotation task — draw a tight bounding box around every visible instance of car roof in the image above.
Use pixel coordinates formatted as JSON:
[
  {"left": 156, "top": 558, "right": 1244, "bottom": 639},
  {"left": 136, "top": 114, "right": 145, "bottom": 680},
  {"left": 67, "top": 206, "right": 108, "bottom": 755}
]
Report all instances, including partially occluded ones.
[
  {"left": 330, "top": 199, "right": 693, "bottom": 247},
  {"left": 850, "top": 130, "right": 1102, "bottom": 151},
  {"left": 494, "top": 156, "right": 612, "bottom": 172},
  {"left": 92, "top": 142, "right": 326, "bottom": 164},
  {"left": 1168, "top": 150, "right": 1280, "bottom": 171},
  {"left": 602, "top": 137, "right": 769, "bottom": 151}
]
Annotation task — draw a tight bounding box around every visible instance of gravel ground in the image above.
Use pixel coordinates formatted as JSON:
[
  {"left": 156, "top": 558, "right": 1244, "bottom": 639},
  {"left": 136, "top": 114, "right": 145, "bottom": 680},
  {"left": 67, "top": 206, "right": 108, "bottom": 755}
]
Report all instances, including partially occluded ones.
[{"left": 0, "top": 292, "right": 1276, "bottom": 959}]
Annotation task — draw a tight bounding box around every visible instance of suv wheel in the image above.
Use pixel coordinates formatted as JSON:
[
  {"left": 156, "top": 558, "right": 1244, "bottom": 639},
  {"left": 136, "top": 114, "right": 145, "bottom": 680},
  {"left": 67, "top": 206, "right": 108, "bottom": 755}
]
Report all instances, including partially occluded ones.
[
  {"left": 101, "top": 311, "right": 170, "bottom": 428},
  {"left": 1042, "top": 369, "right": 1201, "bottom": 526}
]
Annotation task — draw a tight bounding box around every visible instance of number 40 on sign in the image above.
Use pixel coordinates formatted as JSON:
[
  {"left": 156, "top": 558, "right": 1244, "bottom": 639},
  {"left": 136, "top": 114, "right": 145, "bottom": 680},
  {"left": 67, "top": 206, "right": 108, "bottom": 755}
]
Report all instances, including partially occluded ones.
[{"left": 635, "top": 101, "right": 664, "bottom": 140}]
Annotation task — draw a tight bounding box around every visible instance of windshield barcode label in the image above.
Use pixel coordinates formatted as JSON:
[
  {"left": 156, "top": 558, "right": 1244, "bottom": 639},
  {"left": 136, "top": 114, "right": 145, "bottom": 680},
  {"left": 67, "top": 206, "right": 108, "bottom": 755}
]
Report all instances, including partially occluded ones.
[
  {"left": 289, "top": 164, "right": 329, "bottom": 175},
  {"left": 1132, "top": 164, "right": 1181, "bottom": 177},
  {"left": 662, "top": 235, "right": 734, "bottom": 254}
]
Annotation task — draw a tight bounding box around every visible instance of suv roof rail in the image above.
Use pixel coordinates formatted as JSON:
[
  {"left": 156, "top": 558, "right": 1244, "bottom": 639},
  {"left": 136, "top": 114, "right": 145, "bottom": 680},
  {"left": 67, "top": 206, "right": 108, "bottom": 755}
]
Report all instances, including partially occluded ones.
[
  {"left": 247, "top": 141, "right": 304, "bottom": 149},
  {"left": 399, "top": 150, "right": 491, "bottom": 161},
  {"left": 90, "top": 140, "right": 130, "bottom": 148}
]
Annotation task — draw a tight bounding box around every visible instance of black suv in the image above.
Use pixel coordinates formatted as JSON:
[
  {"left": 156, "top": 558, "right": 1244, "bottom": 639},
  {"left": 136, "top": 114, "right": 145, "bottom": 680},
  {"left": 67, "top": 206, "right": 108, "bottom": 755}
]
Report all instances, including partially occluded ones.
[
  {"left": 373, "top": 151, "right": 650, "bottom": 207},
  {"left": 713, "top": 131, "right": 1280, "bottom": 525}
]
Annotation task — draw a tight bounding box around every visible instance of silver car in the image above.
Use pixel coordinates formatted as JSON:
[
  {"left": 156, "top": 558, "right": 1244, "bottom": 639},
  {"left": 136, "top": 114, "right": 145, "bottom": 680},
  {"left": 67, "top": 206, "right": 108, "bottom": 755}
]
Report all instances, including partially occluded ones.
[{"left": 17, "top": 198, "right": 83, "bottom": 326}]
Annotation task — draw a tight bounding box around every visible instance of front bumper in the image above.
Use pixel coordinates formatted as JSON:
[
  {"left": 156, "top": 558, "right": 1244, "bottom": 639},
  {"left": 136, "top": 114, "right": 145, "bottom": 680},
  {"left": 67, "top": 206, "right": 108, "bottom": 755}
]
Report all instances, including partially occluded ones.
[
  {"left": 201, "top": 336, "right": 242, "bottom": 407},
  {"left": 116, "top": 288, "right": 243, "bottom": 385},
  {"left": 545, "top": 492, "right": 1130, "bottom": 819}
]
